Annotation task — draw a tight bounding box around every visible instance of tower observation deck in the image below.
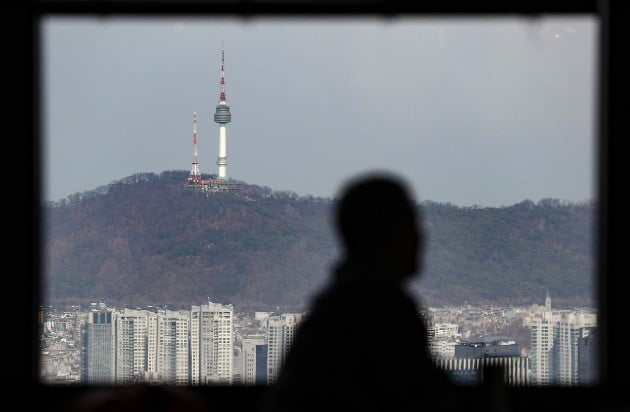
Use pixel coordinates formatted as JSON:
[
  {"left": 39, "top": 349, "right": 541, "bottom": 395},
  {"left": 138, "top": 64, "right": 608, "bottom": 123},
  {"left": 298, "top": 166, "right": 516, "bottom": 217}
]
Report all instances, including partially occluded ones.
[{"left": 214, "top": 103, "right": 231, "bottom": 124}]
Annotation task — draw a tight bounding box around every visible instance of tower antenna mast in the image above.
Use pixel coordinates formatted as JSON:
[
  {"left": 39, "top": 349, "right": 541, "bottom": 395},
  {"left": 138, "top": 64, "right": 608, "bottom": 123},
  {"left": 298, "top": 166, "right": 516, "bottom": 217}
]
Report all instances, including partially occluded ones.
[{"left": 187, "top": 112, "right": 202, "bottom": 185}]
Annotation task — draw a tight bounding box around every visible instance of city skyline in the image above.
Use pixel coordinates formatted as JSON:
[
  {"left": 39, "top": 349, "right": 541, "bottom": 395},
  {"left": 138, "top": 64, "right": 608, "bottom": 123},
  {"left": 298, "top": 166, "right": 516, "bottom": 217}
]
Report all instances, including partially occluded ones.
[
  {"left": 43, "top": 16, "right": 597, "bottom": 207},
  {"left": 41, "top": 298, "right": 598, "bottom": 387}
]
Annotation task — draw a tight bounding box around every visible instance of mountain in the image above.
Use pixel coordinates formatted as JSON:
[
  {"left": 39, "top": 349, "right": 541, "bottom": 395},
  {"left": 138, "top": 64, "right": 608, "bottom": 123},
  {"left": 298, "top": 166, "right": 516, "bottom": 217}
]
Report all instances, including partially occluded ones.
[{"left": 42, "top": 171, "right": 596, "bottom": 311}]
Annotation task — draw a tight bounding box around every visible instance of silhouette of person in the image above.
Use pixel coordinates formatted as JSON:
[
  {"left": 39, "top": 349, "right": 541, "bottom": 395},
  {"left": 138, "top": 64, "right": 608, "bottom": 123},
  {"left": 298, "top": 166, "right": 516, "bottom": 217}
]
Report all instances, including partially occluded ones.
[{"left": 262, "top": 172, "right": 459, "bottom": 412}]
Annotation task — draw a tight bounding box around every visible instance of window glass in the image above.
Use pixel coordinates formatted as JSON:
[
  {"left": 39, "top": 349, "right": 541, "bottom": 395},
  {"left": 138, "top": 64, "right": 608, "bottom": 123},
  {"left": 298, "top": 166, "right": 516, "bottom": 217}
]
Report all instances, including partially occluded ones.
[{"left": 41, "top": 16, "right": 598, "bottom": 387}]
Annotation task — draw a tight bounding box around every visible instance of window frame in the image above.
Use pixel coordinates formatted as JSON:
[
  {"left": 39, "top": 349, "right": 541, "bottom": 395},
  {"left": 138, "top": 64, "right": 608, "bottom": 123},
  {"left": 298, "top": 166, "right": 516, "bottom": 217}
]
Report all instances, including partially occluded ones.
[{"left": 22, "top": 0, "right": 620, "bottom": 410}]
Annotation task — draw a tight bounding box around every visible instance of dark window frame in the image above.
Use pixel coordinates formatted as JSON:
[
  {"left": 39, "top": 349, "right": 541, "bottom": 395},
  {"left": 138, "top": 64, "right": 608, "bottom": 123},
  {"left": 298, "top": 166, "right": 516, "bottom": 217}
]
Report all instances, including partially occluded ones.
[{"left": 18, "top": 0, "right": 624, "bottom": 410}]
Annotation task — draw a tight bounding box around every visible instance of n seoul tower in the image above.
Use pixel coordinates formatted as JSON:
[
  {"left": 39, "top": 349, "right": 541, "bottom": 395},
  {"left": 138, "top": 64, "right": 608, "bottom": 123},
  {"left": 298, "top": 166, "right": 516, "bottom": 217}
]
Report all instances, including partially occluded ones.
[{"left": 213, "top": 47, "right": 231, "bottom": 180}]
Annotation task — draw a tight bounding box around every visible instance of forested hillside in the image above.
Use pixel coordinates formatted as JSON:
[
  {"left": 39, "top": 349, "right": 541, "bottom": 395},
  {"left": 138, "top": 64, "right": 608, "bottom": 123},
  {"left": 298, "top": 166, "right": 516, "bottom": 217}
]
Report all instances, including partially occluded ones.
[{"left": 43, "top": 171, "right": 595, "bottom": 311}]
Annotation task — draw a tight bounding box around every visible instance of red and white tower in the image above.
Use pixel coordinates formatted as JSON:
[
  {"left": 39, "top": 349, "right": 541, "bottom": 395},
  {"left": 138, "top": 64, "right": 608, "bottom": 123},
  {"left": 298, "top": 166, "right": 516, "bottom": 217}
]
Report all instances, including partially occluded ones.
[{"left": 187, "top": 112, "right": 202, "bottom": 185}]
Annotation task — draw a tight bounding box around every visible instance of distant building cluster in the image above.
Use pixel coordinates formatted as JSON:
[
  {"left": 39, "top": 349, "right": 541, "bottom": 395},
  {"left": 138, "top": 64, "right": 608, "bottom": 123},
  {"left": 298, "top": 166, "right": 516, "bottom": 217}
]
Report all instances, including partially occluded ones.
[
  {"left": 40, "top": 295, "right": 597, "bottom": 387},
  {"left": 40, "top": 309, "right": 84, "bottom": 383},
  {"left": 524, "top": 294, "right": 598, "bottom": 386},
  {"left": 70, "top": 302, "right": 304, "bottom": 386},
  {"left": 426, "top": 320, "right": 529, "bottom": 386},
  {"left": 425, "top": 293, "right": 598, "bottom": 387},
  {"left": 82, "top": 301, "right": 234, "bottom": 385}
]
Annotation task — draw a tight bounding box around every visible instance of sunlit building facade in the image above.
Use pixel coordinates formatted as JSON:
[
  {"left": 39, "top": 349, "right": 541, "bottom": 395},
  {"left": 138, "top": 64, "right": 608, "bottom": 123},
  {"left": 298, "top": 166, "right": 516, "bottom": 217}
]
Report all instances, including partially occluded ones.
[{"left": 191, "top": 301, "right": 234, "bottom": 384}]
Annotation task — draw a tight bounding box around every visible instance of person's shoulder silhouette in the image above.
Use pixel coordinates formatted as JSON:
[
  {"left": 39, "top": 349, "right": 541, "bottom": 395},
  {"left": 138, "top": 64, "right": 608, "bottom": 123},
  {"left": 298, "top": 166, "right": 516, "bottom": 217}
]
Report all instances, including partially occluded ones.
[{"left": 263, "top": 172, "right": 457, "bottom": 412}]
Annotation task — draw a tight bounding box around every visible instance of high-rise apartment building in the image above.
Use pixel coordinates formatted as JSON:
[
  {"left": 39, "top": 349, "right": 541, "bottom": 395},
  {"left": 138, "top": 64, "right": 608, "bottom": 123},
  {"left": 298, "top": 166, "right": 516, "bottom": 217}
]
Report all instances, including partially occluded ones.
[
  {"left": 81, "top": 302, "right": 235, "bottom": 386},
  {"left": 551, "top": 312, "right": 597, "bottom": 386},
  {"left": 529, "top": 306, "right": 597, "bottom": 386},
  {"left": 115, "top": 309, "right": 153, "bottom": 384},
  {"left": 191, "top": 301, "right": 234, "bottom": 385},
  {"left": 82, "top": 310, "right": 115, "bottom": 384},
  {"left": 147, "top": 311, "right": 158, "bottom": 375},
  {"left": 156, "top": 310, "right": 190, "bottom": 385},
  {"left": 529, "top": 312, "right": 555, "bottom": 386},
  {"left": 267, "top": 313, "right": 303, "bottom": 384}
]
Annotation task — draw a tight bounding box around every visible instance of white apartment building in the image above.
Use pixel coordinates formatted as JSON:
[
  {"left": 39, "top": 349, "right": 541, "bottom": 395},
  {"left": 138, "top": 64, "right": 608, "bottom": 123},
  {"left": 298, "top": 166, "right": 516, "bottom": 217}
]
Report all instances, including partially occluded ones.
[
  {"left": 190, "top": 305, "right": 201, "bottom": 385},
  {"left": 267, "top": 313, "right": 303, "bottom": 384},
  {"left": 115, "top": 309, "right": 152, "bottom": 384},
  {"left": 191, "top": 301, "right": 234, "bottom": 385},
  {"left": 529, "top": 311, "right": 555, "bottom": 386},
  {"left": 553, "top": 311, "right": 597, "bottom": 386},
  {"left": 529, "top": 308, "right": 597, "bottom": 386},
  {"left": 156, "top": 310, "right": 190, "bottom": 385},
  {"left": 147, "top": 311, "right": 158, "bottom": 374},
  {"left": 83, "top": 302, "right": 235, "bottom": 386}
]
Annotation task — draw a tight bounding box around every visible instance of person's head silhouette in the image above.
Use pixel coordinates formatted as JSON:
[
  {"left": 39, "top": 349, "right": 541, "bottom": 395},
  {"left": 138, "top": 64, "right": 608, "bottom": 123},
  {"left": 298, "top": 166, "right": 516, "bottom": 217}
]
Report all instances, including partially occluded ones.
[
  {"left": 335, "top": 173, "right": 424, "bottom": 282},
  {"left": 262, "top": 173, "right": 458, "bottom": 412}
]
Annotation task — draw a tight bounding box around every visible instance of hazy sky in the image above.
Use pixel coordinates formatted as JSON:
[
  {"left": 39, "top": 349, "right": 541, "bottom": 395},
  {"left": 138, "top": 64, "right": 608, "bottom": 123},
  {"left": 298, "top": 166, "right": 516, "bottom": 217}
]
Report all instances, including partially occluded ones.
[{"left": 42, "top": 16, "right": 597, "bottom": 207}]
